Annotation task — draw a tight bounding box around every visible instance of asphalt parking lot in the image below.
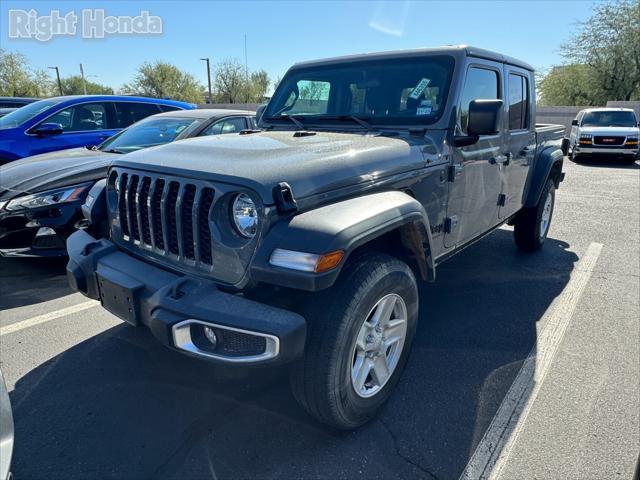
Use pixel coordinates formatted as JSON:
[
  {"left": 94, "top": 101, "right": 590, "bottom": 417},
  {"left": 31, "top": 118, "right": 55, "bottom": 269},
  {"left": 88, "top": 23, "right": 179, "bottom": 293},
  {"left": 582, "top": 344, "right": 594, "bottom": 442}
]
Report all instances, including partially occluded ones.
[{"left": 1, "top": 157, "right": 638, "bottom": 480}]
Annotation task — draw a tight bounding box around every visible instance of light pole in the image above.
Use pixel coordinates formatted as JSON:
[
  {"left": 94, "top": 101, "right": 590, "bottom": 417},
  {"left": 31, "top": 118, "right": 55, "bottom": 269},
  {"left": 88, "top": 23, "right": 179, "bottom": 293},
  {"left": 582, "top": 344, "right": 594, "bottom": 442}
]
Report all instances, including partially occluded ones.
[
  {"left": 79, "top": 63, "right": 87, "bottom": 95},
  {"left": 49, "top": 66, "right": 63, "bottom": 95},
  {"left": 200, "top": 57, "right": 212, "bottom": 104}
]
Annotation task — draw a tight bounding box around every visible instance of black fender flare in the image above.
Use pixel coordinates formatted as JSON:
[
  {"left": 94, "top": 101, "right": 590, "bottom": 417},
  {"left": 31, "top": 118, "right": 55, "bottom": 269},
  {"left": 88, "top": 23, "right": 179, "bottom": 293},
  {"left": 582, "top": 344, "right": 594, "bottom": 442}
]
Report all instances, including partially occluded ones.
[
  {"left": 251, "top": 191, "right": 435, "bottom": 291},
  {"left": 524, "top": 146, "right": 564, "bottom": 208}
]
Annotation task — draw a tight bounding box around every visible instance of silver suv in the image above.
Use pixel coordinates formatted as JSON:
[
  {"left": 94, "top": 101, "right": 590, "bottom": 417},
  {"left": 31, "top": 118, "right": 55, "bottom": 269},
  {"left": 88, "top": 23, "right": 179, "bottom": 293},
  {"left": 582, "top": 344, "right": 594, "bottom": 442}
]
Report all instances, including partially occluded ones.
[{"left": 569, "top": 108, "right": 639, "bottom": 164}]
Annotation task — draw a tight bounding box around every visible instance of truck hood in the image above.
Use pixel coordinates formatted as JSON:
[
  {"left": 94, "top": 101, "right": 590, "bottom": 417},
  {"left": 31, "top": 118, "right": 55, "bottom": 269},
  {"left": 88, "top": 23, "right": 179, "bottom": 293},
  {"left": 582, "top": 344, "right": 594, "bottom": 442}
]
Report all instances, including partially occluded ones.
[
  {"left": 0, "top": 147, "right": 115, "bottom": 201},
  {"left": 579, "top": 126, "right": 640, "bottom": 136},
  {"left": 113, "top": 130, "right": 430, "bottom": 204}
]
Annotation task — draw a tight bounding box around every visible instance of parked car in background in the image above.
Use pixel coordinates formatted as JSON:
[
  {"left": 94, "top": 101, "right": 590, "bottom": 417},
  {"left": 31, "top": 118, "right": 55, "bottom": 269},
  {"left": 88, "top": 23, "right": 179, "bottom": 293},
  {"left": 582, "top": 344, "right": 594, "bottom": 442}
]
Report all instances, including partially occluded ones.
[
  {"left": 66, "top": 46, "right": 566, "bottom": 429},
  {"left": 0, "top": 95, "right": 196, "bottom": 164},
  {"left": 0, "top": 96, "right": 37, "bottom": 118},
  {"left": 0, "top": 109, "right": 255, "bottom": 257},
  {"left": 568, "top": 108, "right": 639, "bottom": 163}
]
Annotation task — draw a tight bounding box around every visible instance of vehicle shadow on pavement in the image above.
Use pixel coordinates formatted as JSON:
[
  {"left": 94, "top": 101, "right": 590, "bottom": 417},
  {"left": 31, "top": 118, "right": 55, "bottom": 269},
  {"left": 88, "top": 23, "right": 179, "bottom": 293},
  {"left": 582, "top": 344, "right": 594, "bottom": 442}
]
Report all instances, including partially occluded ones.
[
  {"left": 0, "top": 257, "right": 71, "bottom": 310},
  {"left": 572, "top": 156, "right": 639, "bottom": 169},
  {"left": 9, "top": 229, "right": 579, "bottom": 480}
]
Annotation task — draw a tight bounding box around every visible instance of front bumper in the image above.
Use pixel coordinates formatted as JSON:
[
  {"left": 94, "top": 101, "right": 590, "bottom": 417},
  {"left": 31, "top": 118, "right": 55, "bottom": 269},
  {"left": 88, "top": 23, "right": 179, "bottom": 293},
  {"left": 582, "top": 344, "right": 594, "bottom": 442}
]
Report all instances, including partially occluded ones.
[
  {"left": 66, "top": 230, "right": 306, "bottom": 366},
  {"left": 574, "top": 146, "right": 638, "bottom": 156},
  {"left": 0, "top": 369, "right": 14, "bottom": 480},
  {"left": 0, "top": 201, "right": 83, "bottom": 257}
]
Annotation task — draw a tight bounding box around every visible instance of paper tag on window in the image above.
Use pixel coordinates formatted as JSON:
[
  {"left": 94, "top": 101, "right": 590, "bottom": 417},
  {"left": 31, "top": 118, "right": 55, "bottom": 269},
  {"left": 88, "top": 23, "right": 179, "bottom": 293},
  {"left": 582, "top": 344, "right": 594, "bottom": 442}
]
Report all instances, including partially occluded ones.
[
  {"left": 416, "top": 99, "right": 432, "bottom": 115},
  {"left": 409, "top": 78, "right": 430, "bottom": 99}
]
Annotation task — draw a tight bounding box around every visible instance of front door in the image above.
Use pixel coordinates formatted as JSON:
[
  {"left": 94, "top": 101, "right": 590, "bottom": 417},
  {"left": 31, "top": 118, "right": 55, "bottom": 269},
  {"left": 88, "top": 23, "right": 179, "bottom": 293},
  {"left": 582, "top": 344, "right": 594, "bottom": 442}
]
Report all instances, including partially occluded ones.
[
  {"left": 444, "top": 63, "right": 505, "bottom": 248},
  {"left": 29, "top": 102, "right": 117, "bottom": 156},
  {"left": 500, "top": 70, "right": 534, "bottom": 218}
]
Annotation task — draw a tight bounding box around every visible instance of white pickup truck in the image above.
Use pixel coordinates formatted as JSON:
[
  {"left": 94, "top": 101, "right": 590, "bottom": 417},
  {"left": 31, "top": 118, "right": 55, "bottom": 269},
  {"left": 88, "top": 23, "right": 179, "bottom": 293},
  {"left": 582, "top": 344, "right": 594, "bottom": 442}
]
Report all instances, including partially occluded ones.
[{"left": 569, "top": 108, "right": 639, "bottom": 164}]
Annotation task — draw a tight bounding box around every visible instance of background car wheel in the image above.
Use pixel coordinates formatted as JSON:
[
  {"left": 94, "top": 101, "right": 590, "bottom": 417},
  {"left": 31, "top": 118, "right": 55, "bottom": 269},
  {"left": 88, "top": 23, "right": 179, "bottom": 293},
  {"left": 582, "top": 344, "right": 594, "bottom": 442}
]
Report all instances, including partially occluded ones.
[
  {"left": 290, "top": 252, "right": 418, "bottom": 430},
  {"left": 569, "top": 148, "right": 580, "bottom": 162},
  {"left": 514, "top": 179, "right": 556, "bottom": 252}
]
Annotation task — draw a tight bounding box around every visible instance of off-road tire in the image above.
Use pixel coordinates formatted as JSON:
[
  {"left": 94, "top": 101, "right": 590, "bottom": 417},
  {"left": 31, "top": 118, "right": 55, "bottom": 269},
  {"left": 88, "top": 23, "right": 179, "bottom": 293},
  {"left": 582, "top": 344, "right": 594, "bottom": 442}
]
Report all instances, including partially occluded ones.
[
  {"left": 290, "top": 252, "right": 419, "bottom": 430},
  {"left": 514, "top": 179, "right": 556, "bottom": 252}
]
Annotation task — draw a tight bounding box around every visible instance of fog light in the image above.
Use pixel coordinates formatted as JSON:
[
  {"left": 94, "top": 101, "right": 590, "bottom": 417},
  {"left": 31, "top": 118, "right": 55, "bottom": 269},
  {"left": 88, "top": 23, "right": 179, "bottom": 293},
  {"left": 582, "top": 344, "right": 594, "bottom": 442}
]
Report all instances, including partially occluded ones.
[{"left": 203, "top": 326, "right": 218, "bottom": 347}]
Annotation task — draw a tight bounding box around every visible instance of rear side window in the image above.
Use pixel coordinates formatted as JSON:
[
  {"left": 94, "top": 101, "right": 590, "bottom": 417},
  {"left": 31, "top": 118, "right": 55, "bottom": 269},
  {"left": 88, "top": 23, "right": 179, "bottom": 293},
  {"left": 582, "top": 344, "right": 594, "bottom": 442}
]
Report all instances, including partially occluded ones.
[
  {"left": 114, "top": 102, "right": 161, "bottom": 128},
  {"left": 158, "top": 105, "right": 182, "bottom": 112},
  {"left": 47, "top": 102, "right": 108, "bottom": 132},
  {"left": 508, "top": 73, "right": 529, "bottom": 130},
  {"left": 459, "top": 67, "right": 500, "bottom": 134},
  {"left": 200, "top": 117, "right": 248, "bottom": 136}
]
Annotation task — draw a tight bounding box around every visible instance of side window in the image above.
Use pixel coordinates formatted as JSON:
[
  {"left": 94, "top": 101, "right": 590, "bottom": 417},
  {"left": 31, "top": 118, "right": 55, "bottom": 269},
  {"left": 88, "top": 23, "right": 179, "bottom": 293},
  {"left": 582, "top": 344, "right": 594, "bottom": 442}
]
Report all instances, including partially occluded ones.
[
  {"left": 459, "top": 67, "right": 499, "bottom": 134},
  {"left": 200, "top": 117, "right": 247, "bottom": 136},
  {"left": 288, "top": 80, "right": 331, "bottom": 115},
  {"left": 508, "top": 73, "right": 529, "bottom": 130},
  {"left": 47, "top": 103, "right": 108, "bottom": 132},
  {"left": 114, "top": 102, "right": 161, "bottom": 128},
  {"left": 157, "top": 105, "right": 182, "bottom": 113}
]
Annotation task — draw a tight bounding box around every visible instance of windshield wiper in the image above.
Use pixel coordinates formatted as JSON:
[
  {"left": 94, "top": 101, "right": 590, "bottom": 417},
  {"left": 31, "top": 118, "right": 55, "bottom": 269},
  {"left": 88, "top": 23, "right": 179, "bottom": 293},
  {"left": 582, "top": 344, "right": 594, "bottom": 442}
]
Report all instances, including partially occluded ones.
[
  {"left": 337, "top": 115, "right": 374, "bottom": 131},
  {"left": 280, "top": 114, "right": 306, "bottom": 130},
  {"left": 102, "top": 148, "right": 126, "bottom": 154}
]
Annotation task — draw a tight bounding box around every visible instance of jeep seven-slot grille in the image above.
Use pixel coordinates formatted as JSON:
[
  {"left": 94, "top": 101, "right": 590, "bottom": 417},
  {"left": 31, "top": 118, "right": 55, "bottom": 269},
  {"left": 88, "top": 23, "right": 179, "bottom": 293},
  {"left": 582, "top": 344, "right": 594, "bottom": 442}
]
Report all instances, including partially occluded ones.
[{"left": 113, "top": 171, "right": 215, "bottom": 266}]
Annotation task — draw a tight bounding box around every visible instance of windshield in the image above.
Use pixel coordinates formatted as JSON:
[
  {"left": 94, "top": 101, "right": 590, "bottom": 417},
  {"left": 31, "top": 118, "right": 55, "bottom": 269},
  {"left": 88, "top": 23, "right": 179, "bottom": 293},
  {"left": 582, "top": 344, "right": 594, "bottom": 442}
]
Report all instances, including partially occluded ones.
[
  {"left": 0, "top": 98, "right": 62, "bottom": 130},
  {"left": 99, "top": 116, "right": 203, "bottom": 153},
  {"left": 581, "top": 111, "right": 637, "bottom": 127},
  {"left": 264, "top": 55, "right": 455, "bottom": 127}
]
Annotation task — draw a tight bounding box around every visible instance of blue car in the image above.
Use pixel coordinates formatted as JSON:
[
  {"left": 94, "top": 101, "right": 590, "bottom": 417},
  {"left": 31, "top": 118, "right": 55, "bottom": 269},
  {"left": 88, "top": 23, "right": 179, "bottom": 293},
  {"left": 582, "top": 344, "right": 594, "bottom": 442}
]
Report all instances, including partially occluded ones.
[{"left": 0, "top": 95, "right": 195, "bottom": 164}]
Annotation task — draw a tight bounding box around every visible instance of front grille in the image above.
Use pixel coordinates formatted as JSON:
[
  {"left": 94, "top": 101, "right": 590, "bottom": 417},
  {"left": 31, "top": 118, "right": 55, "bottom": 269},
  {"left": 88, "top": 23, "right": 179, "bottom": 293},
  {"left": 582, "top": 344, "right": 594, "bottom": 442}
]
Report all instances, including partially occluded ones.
[
  {"left": 593, "top": 136, "right": 625, "bottom": 146},
  {"left": 110, "top": 169, "right": 216, "bottom": 266}
]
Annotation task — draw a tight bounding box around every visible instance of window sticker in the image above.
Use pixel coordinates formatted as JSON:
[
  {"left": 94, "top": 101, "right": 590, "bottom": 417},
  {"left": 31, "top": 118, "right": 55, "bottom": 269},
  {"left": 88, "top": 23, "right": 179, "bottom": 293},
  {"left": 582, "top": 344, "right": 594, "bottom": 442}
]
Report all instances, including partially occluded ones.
[
  {"left": 409, "top": 78, "right": 431, "bottom": 99},
  {"left": 416, "top": 99, "right": 432, "bottom": 116}
]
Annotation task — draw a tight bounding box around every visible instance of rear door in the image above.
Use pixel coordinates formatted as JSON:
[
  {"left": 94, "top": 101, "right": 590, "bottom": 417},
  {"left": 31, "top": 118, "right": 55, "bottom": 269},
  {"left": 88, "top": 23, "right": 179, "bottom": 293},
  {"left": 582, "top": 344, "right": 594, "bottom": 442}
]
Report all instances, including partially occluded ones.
[
  {"left": 500, "top": 68, "right": 535, "bottom": 218},
  {"left": 112, "top": 102, "right": 162, "bottom": 129},
  {"left": 444, "top": 62, "right": 505, "bottom": 248}
]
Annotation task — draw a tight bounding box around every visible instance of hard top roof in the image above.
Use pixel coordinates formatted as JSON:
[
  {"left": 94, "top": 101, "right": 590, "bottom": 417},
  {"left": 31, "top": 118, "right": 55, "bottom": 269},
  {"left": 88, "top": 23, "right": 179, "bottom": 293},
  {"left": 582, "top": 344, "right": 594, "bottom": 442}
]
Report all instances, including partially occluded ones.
[{"left": 291, "top": 45, "right": 534, "bottom": 71}]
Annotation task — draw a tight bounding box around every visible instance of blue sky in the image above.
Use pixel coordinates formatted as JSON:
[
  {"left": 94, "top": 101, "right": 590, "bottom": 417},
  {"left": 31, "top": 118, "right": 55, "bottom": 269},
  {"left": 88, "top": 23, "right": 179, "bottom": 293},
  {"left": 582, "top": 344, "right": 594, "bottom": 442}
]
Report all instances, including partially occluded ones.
[{"left": 1, "top": 0, "right": 597, "bottom": 93}]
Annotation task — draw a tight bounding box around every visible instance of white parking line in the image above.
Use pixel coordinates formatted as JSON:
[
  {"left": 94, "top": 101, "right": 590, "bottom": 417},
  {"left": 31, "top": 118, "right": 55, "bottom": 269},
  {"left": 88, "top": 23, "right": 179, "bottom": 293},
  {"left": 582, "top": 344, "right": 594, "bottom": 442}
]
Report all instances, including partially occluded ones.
[
  {"left": 0, "top": 300, "right": 99, "bottom": 336},
  {"left": 459, "top": 241, "right": 604, "bottom": 480}
]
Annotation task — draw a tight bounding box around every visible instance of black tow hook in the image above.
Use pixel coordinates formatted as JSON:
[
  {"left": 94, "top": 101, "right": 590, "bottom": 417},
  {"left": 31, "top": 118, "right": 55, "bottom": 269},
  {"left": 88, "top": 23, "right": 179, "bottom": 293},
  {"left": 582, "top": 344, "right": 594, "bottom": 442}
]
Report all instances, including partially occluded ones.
[{"left": 169, "top": 278, "right": 190, "bottom": 300}]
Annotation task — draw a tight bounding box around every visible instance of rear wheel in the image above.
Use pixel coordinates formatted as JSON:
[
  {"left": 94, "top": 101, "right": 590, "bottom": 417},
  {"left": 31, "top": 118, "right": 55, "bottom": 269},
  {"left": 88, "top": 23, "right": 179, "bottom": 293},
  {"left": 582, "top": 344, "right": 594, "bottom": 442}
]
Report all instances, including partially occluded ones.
[
  {"left": 290, "top": 252, "right": 418, "bottom": 429},
  {"left": 514, "top": 179, "right": 555, "bottom": 252}
]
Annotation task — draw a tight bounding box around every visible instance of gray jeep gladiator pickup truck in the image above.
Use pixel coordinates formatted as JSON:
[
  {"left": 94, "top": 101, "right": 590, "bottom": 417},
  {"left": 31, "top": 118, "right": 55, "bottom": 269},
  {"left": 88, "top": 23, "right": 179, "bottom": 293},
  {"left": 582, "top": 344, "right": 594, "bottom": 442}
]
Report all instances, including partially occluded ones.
[{"left": 66, "top": 46, "right": 566, "bottom": 429}]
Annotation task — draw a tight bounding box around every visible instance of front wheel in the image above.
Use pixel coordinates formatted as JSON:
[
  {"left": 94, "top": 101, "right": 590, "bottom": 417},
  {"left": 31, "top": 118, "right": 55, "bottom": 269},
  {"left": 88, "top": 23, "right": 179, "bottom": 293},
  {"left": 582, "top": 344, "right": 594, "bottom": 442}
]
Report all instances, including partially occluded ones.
[
  {"left": 514, "top": 179, "right": 556, "bottom": 252},
  {"left": 290, "top": 252, "right": 418, "bottom": 429}
]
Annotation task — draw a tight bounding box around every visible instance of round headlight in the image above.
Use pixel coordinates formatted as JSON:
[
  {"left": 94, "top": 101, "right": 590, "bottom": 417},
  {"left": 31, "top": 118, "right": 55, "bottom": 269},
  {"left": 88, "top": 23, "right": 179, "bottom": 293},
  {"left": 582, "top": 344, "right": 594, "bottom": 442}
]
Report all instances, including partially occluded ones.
[{"left": 231, "top": 193, "right": 258, "bottom": 238}]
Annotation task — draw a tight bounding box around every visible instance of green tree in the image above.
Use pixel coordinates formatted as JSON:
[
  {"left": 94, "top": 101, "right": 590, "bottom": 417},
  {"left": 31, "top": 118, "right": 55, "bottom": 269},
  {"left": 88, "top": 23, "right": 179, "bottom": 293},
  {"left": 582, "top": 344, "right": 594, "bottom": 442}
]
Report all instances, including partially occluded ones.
[
  {"left": 249, "top": 69, "right": 270, "bottom": 102},
  {"left": 212, "top": 58, "right": 247, "bottom": 103},
  {"left": 0, "top": 49, "right": 52, "bottom": 97},
  {"left": 545, "top": 0, "right": 640, "bottom": 104},
  {"left": 537, "top": 65, "right": 602, "bottom": 106},
  {"left": 212, "top": 59, "right": 271, "bottom": 103},
  {"left": 60, "top": 75, "right": 114, "bottom": 95},
  {"left": 123, "top": 61, "right": 203, "bottom": 103}
]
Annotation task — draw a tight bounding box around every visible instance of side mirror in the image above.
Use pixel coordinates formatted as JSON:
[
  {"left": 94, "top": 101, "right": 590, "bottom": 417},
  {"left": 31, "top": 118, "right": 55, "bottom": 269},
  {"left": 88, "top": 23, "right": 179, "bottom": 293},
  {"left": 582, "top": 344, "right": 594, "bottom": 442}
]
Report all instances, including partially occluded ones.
[
  {"left": 30, "top": 122, "right": 63, "bottom": 136},
  {"left": 256, "top": 104, "right": 267, "bottom": 124},
  {"left": 571, "top": 119, "right": 579, "bottom": 126},
  {"left": 467, "top": 99, "right": 503, "bottom": 136},
  {"left": 454, "top": 99, "right": 503, "bottom": 147}
]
